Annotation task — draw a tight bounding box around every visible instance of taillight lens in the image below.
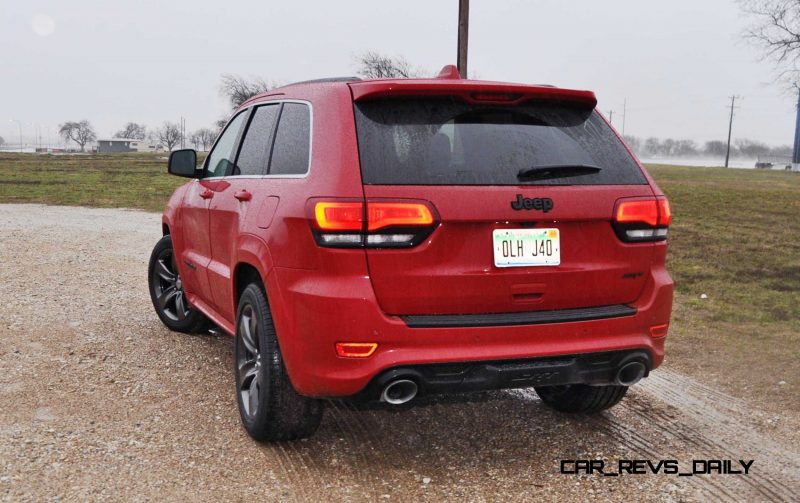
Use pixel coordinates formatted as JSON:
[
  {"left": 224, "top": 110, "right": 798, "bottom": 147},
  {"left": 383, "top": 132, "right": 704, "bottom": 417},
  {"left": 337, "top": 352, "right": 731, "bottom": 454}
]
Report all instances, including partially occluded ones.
[
  {"left": 613, "top": 197, "right": 671, "bottom": 242},
  {"left": 309, "top": 198, "right": 438, "bottom": 248},
  {"left": 367, "top": 202, "right": 434, "bottom": 231},
  {"left": 314, "top": 202, "right": 364, "bottom": 231}
]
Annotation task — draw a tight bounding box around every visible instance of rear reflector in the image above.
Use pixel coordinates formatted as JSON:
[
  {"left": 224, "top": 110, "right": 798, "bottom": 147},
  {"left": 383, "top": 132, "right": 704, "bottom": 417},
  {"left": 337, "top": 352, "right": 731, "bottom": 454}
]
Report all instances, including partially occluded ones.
[
  {"left": 649, "top": 324, "right": 669, "bottom": 338},
  {"left": 309, "top": 198, "right": 438, "bottom": 248},
  {"left": 335, "top": 342, "right": 378, "bottom": 358}
]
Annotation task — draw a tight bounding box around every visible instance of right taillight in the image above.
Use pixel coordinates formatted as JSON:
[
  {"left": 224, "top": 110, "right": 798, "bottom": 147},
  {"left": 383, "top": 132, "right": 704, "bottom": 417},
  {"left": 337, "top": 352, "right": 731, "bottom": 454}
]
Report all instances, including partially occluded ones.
[
  {"left": 613, "top": 197, "right": 671, "bottom": 242},
  {"left": 308, "top": 198, "right": 439, "bottom": 248}
]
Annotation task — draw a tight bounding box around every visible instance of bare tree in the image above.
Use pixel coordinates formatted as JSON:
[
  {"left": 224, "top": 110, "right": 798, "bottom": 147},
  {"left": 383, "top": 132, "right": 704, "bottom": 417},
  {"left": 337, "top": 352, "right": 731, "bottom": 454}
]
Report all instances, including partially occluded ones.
[
  {"left": 0, "top": 136, "right": 4, "bottom": 148},
  {"left": 355, "top": 51, "right": 422, "bottom": 78},
  {"left": 643, "top": 137, "right": 662, "bottom": 157},
  {"left": 735, "top": 138, "right": 771, "bottom": 156},
  {"left": 58, "top": 120, "right": 97, "bottom": 152},
  {"left": 114, "top": 122, "right": 147, "bottom": 140},
  {"left": 157, "top": 122, "right": 182, "bottom": 151},
  {"left": 704, "top": 140, "right": 729, "bottom": 156},
  {"left": 219, "top": 74, "right": 272, "bottom": 109},
  {"left": 622, "top": 135, "right": 642, "bottom": 154},
  {"left": 189, "top": 131, "right": 201, "bottom": 150},
  {"left": 740, "top": 1, "right": 800, "bottom": 84},
  {"left": 193, "top": 128, "right": 216, "bottom": 151}
]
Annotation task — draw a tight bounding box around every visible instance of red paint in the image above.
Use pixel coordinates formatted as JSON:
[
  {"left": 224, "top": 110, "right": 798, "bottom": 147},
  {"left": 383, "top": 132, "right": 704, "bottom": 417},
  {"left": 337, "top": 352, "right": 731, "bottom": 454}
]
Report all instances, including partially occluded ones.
[{"left": 160, "top": 73, "right": 673, "bottom": 398}]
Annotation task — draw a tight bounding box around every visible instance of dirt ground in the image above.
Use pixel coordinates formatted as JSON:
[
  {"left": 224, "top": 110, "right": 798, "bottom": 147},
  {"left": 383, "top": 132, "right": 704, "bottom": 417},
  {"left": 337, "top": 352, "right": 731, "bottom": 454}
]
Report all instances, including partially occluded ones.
[{"left": 1, "top": 204, "right": 798, "bottom": 502}]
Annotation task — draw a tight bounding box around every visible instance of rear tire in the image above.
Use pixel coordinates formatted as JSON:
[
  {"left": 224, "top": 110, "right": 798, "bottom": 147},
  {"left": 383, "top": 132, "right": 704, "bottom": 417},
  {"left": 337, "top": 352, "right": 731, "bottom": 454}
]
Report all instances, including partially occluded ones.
[
  {"left": 535, "top": 384, "right": 628, "bottom": 413},
  {"left": 234, "top": 283, "right": 323, "bottom": 441},
  {"left": 148, "top": 235, "right": 209, "bottom": 334}
]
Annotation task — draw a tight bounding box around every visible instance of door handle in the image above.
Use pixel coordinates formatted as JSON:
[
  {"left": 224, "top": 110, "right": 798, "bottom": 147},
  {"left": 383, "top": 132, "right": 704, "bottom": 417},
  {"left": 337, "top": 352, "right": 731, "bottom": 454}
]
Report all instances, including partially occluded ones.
[
  {"left": 199, "top": 189, "right": 214, "bottom": 199},
  {"left": 234, "top": 189, "right": 252, "bottom": 201}
]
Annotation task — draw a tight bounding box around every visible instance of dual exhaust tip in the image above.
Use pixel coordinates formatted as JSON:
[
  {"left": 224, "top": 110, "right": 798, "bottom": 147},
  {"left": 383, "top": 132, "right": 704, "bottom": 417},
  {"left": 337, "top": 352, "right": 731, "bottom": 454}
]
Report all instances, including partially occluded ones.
[
  {"left": 614, "top": 360, "right": 647, "bottom": 387},
  {"left": 380, "top": 379, "right": 418, "bottom": 405},
  {"left": 379, "top": 360, "right": 646, "bottom": 405}
]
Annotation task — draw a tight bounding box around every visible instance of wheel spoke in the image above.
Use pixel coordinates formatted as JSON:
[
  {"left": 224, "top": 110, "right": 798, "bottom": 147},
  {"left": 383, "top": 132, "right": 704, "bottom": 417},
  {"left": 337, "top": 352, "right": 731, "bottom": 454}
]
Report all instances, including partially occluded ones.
[
  {"left": 238, "top": 359, "right": 258, "bottom": 389},
  {"left": 157, "top": 286, "right": 178, "bottom": 311},
  {"left": 157, "top": 259, "right": 176, "bottom": 283},
  {"left": 174, "top": 292, "right": 187, "bottom": 320},
  {"left": 249, "top": 315, "right": 257, "bottom": 347},
  {"left": 248, "top": 374, "right": 259, "bottom": 415},
  {"left": 240, "top": 313, "right": 258, "bottom": 354}
]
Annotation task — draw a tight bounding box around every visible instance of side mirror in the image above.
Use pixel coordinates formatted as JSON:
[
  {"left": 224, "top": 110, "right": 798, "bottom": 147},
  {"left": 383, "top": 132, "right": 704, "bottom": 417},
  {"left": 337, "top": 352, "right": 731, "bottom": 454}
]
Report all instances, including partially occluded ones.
[{"left": 168, "top": 149, "right": 200, "bottom": 178}]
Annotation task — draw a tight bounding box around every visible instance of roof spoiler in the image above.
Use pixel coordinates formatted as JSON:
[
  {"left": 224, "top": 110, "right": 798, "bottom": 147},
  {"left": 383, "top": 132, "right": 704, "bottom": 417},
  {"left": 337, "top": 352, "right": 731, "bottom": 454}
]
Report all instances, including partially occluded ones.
[{"left": 350, "top": 65, "right": 597, "bottom": 108}]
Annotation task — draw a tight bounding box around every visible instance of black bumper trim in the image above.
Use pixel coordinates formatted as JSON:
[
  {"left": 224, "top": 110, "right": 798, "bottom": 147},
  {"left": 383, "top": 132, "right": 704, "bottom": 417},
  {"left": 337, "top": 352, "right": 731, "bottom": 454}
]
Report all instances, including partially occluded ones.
[
  {"left": 400, "top": 304, "right": 637, "bottom": 328},
  {"left": 355, "top": 349, "right": 652, "bottom": 401}
]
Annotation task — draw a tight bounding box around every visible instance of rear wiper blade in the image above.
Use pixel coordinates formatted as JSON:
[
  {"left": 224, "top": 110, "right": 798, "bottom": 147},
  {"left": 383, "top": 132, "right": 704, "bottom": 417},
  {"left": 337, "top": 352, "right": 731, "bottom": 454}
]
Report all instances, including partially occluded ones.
[{"left": 517, "top": 164, "right": 601, "bottom": 181}]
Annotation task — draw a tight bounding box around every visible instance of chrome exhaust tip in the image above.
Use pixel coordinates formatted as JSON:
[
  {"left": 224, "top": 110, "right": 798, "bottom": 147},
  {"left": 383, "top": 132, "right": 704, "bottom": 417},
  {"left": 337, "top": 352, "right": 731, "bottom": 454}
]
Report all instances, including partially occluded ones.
[
  {"left": 380, "top": 379, "right": 418, "bottom": 405},
  {"left": 615, "top": 361, "right": 646, "bottom": 386}
]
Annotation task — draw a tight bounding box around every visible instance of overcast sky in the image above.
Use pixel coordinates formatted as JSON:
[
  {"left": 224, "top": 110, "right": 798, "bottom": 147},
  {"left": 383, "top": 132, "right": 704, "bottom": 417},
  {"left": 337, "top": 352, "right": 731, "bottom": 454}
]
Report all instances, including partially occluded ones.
[{"left": 1, "top": 0, "right": 795, "bottom": 147}]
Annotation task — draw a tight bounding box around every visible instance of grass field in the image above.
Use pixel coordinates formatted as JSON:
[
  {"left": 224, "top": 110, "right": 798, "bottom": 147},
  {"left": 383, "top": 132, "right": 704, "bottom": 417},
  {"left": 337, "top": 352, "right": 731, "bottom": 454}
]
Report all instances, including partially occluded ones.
[
  {"left": 1, "top": 153, "right": 797, "bottom": 411},
  {"left": 0, "top": 153, "right": 187, "bottom": 212}
]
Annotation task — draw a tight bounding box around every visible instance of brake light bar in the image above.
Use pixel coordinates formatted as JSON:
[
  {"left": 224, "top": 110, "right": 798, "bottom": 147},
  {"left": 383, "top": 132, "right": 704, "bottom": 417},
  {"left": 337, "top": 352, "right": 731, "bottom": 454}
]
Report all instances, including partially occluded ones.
[
  {"left": 349, "top": 81, "right": 597, "bottom": 108},
  {"left": 613, "top": 197, "right": 671, "bottom": 242},
  {"left": 309, "top": 198, "right": 439, "bottom": 248}
]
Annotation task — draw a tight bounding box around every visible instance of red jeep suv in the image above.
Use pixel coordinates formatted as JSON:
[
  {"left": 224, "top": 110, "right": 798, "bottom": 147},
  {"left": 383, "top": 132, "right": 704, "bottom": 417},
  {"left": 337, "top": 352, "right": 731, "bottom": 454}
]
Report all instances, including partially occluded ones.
[{"left": 148, "top": 66, "right": 673, "bottom": 441}]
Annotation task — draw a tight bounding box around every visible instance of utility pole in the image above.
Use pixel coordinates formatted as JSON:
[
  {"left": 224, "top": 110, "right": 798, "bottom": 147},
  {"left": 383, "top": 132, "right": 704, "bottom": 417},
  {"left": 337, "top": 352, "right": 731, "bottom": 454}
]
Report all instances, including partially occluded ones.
[
  {"left": 724, "top": 95, "right": 740, "bottom": 168},
  {"left": 792, "top": 86, "right": 800, "bottom": 171},
  {"left": 608, "top": 110, "right": 614, "bottom": 123},
  {"left": 180, "top": 117, "right": 186, "bottom": 149},
  {"left": 457, "top": 0, "right": 469, "bottom": 78},
  {"left": 622, "top": 99, "right": 627, "bottom": 136}
]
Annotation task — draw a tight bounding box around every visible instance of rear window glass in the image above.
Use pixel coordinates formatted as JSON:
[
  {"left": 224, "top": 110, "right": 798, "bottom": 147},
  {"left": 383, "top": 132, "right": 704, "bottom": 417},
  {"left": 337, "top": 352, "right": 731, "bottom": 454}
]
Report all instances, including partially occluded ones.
[{"left": 354, "top": 98, "right": 645, "bottom": 185}]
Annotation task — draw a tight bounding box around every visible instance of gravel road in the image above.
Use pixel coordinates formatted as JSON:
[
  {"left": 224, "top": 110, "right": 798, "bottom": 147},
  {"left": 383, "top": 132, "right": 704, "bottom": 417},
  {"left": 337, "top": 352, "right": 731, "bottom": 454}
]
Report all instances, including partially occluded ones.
[{"left": 1, "top": 204, "right": 798, "bottom": 502}]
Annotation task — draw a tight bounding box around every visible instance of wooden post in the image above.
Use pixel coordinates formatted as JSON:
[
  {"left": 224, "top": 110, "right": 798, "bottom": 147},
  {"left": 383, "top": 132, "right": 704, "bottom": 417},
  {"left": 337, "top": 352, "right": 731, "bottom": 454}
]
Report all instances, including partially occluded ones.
[{"left": 457, "top": 0, "right": 469, "bottom": 78}]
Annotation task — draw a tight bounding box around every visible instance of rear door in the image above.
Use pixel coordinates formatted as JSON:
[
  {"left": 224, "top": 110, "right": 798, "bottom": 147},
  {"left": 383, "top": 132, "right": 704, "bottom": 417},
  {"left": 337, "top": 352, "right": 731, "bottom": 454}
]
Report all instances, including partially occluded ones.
[
  {"left": 207, "top": 103, "right": 281, "bottom": 321},
  {"left": 184, "top": 110, "right": 248, "bottom": 310},
  {"left": 353, "top": 97, "right": 655, "bottom": 315}
]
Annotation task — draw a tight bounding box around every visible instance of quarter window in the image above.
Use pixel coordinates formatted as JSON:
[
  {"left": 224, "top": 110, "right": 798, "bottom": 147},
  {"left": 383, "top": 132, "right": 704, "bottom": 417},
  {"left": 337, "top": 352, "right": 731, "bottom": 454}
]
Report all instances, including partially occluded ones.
[{"left": 269, "top": 103, "right": 311, "bottom": 175}]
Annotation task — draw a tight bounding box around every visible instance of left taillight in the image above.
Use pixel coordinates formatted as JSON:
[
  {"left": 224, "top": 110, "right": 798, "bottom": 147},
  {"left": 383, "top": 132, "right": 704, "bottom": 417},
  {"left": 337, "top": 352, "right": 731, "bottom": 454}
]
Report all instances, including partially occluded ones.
[
  {"left": 308, "top": 198, "right": 438, "bottom": 248},
  {"left": 613, "top": 196, "right": 671, "bottom": 242}
]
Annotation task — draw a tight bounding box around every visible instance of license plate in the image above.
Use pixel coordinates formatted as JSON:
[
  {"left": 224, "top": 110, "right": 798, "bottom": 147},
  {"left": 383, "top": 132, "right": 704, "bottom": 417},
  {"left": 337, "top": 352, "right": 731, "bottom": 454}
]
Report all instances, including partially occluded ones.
[{"left": 493, "top": 228, "right": 561, "bottom": 267}]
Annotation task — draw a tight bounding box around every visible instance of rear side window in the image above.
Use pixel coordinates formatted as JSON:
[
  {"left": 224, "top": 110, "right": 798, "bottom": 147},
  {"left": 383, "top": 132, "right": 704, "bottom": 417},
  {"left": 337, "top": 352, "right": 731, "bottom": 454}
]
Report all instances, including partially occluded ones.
[
  {"left": 269, "top": 103, "right": 311, "bottom": 175},
  {"left": 235, "top": 104, "right": 280, "bottom": 176},
  {"left": 353, "top": 98, "right": 646, "bottom": 185}
]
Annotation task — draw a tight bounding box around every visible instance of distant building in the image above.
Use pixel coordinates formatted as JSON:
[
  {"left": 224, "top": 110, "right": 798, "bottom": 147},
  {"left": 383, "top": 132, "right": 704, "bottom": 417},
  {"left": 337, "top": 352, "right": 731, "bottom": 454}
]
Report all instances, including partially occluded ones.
[{"left": 96, "top": 138, "right": 158, "bottom": 153}]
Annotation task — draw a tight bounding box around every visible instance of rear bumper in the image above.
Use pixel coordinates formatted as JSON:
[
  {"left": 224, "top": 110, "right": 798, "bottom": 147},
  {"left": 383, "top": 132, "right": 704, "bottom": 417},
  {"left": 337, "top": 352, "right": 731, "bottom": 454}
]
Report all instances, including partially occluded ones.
[
  {"left": 269, "top": 264, "right": 673, "bottom": 398},
  {"left": 354, "top": 349, "right": 651, "bottom": 401}
]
